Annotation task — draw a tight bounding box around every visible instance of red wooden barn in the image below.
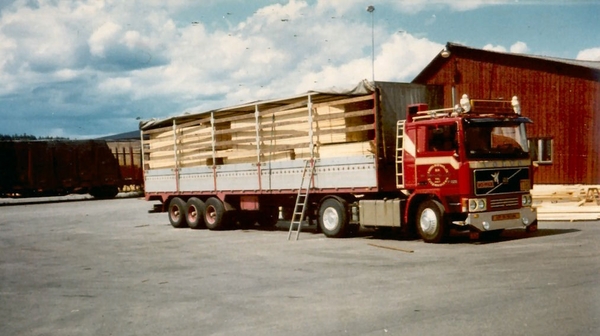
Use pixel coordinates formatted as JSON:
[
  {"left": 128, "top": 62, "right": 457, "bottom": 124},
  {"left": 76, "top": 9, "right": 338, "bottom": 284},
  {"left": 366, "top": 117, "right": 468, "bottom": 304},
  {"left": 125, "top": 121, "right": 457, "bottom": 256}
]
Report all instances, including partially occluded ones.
[{"left": 412, "top": 42, "right": 600, "bottom": 185}]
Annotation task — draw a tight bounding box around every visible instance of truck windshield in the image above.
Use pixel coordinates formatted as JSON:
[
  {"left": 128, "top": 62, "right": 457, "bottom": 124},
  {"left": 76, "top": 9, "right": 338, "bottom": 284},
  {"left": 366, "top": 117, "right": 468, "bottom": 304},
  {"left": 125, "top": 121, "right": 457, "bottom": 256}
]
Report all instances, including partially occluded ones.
[{"left": 463, "top": 119, "right": 530, "bottom": 159}]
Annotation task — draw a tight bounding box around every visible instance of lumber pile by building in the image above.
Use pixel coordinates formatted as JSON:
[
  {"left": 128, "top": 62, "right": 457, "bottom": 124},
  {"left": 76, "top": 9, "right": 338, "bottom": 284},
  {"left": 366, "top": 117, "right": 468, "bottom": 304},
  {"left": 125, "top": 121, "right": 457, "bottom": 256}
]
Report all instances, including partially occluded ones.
[
  {"left": 142, "top": 95, "right": 376, "bottom": 170},
  {"left": 532, "top": 185, "right": 600, "bottom": 221}
]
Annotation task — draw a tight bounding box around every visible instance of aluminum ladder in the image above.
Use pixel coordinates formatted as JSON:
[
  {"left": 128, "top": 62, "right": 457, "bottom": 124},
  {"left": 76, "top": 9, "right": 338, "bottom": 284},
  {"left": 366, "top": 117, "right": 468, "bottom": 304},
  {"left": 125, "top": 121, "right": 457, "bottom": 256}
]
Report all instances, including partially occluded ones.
[
  {"left": 396, "top": 120, "right": 405, "bottom": 188},
  {"left": 287, "top": 160, "right": 315, "bottom": 240}
]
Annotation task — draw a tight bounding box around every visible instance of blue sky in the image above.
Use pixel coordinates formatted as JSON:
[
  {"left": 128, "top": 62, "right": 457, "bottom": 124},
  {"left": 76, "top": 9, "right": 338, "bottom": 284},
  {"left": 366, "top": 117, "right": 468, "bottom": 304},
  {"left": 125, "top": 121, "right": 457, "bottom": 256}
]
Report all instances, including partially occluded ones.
[{"left": 0, "top": 0, "right": 599, "bottom": 138}]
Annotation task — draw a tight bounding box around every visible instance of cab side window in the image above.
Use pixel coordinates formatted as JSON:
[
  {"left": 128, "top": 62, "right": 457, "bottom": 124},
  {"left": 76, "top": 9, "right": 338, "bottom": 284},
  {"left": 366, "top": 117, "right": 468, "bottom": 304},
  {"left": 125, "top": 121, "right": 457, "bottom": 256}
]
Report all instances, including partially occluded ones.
[{"left": 427, "top": 124, "right": 457, "bottom": 152}]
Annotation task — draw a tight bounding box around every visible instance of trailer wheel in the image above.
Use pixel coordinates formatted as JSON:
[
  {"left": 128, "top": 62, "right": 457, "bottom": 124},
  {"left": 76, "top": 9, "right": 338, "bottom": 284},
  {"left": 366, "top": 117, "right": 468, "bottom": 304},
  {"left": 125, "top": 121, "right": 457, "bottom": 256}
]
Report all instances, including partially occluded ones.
[
  {"left": 168, "top": 197, "right": 187, "bottom": 228},
  {"left": 257, "top": 206, "right": 279, "bottom": 228},
  {"left": 318, "top": 198, "right": 349, "bottom": 238},
  {"left": 416, "top": 199, "right": 447, "bottom": 243},
  {"left": 186, "top": 197, "right": 206, "bottom": 230},
  {"left": 205, "top": 197, "right": 226, "bottom": 230}
]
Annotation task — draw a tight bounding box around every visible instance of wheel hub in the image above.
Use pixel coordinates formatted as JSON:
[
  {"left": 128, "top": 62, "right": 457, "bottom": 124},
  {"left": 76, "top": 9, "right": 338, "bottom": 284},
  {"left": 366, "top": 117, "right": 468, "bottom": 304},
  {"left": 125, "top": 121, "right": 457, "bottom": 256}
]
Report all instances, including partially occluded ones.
[
  {"left": 419, "top": 208, "right": 438, "bottom": 235},
  {"left": 206, "top": 206, "right": 216, "bottom": 224},
  {"left": 322, "top": 207, "right": 339, "bottom": 231}
]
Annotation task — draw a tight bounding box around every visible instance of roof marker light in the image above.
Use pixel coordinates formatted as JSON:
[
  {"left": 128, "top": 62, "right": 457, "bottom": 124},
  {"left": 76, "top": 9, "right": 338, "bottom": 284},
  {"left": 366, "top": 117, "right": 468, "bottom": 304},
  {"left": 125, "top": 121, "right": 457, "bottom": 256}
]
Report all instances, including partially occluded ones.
[
  {"left": 511, "top": 96, "right": 521, "bottom": 114},
  {"left": 460, "top": 94, "right": 471, "bottom": 112}
]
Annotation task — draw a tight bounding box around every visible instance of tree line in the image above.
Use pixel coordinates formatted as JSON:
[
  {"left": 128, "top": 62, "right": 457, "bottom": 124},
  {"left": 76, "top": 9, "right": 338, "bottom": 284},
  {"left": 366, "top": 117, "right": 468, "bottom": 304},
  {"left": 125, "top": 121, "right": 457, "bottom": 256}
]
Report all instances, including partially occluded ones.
[{"left": 0, "top": 134, "right": 69, "bottom": 141}]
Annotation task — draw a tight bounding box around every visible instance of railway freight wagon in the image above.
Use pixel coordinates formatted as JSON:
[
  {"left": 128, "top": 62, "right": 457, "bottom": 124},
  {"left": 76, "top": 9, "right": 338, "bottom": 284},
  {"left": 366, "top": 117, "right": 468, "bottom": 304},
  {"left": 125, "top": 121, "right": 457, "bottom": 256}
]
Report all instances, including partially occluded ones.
[
  {"left": 0, "top": 140, "right": 123, "bottom": 198},
  {"left": 141, "top": 81, "right": 444, "bottom": 235},
  {"left": 106, "top": 140, "right": 144, "bottom": 191}
]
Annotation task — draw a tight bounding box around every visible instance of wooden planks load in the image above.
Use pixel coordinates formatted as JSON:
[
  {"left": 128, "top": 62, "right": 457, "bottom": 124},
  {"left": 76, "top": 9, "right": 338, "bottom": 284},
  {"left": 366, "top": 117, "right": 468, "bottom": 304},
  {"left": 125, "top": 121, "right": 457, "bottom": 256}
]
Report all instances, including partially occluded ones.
[
  {"left": 142, "top": 94, "right": 376, "bottom": 169},
  {"left": 532, "top": 184, "right": 600, "bottom": 221}
]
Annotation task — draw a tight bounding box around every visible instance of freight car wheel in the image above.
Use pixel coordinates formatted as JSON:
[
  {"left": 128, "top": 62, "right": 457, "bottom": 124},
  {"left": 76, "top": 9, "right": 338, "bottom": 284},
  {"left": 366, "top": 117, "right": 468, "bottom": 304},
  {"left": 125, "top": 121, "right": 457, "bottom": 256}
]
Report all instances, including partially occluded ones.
[
  {"left": 186, "top": 197, "right": 206, "bottom": 230},
  {"left": 168, "top": 197, "right": 187, "bottom": 228},
  {"left": 318, "top": 197, "right": 349, "bottom": 238},
  {"left": 103, "top": 186, "right": 119, "bottom": 199},
  {"left": 416, "top": 199, "right": 448, "bottom": 243},
  {"left": 204, "top": 197, "right": 226, "bottom": 230},
  {"left": 90, "top": 186, "right": 119, "bottom": 199}
]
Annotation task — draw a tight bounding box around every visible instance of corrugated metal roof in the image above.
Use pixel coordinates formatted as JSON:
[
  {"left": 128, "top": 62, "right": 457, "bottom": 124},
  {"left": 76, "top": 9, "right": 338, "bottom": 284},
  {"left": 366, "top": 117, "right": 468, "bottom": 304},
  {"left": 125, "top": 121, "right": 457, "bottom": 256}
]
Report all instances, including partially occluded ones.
[
  {"left": 455, "top": 42, "right": 600, "bottom": 70},
  {"left": 413, "top": 42, "right": 600, "bottom": 83}
]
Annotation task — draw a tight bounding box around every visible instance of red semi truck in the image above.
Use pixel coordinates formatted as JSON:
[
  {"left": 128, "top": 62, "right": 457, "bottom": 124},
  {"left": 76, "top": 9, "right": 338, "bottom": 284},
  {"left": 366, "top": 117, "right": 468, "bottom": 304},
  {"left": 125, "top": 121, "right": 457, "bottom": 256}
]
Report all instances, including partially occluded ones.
[{"left": 140, "top": 81, "right": 537, "bottom": 242}]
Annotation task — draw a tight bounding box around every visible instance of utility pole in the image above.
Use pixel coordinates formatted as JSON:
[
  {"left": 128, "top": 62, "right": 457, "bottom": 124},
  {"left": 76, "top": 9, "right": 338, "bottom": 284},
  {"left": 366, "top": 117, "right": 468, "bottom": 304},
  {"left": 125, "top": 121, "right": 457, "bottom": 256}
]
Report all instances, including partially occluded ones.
[{"left": 366, "top": 5, "right": 375, "bottom": 82}]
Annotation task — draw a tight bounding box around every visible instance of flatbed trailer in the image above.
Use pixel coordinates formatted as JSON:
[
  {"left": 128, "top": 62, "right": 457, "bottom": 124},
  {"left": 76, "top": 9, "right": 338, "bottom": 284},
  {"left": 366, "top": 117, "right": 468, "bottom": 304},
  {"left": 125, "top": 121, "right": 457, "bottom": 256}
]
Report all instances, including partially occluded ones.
[{"left": 141, "top": 82, "right": 439, "bottom": 229}]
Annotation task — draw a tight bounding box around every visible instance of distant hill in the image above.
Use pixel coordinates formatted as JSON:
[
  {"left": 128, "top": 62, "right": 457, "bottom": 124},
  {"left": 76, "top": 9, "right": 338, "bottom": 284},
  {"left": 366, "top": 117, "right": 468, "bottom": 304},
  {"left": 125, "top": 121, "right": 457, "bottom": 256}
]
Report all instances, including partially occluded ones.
[{"left": 97, "top": 130, "right": 144, "bottom": 141}]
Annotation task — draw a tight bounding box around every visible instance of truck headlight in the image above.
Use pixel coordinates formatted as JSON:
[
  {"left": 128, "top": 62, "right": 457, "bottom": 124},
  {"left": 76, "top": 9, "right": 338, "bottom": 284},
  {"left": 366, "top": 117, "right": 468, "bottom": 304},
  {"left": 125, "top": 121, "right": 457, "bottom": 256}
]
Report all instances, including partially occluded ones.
[
  {"left": 521, "top": 194, "right": 532, "bottom": 206},
  {"left": 466, "top": 198, "right": 486, "bottom": 212}
]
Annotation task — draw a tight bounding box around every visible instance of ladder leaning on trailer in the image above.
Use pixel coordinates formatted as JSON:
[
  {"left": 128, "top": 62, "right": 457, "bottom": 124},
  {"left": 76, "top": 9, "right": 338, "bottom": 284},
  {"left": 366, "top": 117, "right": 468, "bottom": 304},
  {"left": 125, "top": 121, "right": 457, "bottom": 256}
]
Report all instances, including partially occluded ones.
[{"left": 287, "top": 160, "right": 316, "bottom": 240}]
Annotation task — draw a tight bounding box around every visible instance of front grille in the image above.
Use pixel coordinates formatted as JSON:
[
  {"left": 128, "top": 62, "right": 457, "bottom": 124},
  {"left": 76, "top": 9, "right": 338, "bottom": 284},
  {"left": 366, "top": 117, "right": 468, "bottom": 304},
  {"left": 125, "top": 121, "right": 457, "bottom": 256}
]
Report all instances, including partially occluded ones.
[
  {"left": 489, "top": 197, "right": 520, "bottom": 209},
  {"left": 473, "top": 167, "right": 530, "bottom": 196}
]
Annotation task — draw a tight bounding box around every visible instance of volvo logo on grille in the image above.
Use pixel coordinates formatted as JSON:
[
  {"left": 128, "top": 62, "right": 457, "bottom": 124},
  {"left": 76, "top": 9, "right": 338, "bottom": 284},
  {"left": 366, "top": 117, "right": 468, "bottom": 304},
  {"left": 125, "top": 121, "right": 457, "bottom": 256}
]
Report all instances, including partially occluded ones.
[{"left": 491, "top": 172, "right": 500, "bottom": 184}]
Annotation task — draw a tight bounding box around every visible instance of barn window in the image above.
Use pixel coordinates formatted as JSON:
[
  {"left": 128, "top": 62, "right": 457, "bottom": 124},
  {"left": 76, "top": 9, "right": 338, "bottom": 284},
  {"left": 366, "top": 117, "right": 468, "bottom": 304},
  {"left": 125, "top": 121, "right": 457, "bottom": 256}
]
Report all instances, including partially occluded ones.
[{"left": 528, "top": 137, "right": 553, "bottom": 164}]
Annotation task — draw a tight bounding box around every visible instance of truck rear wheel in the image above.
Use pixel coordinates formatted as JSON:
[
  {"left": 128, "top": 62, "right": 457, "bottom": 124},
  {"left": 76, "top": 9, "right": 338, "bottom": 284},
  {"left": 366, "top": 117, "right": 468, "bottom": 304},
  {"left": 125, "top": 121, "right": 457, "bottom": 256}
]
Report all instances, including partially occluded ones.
[
  {"left": 186, "top": 197, "right": 206, "bottom": 230},
  {"left": 204, "top": 197, "right": 226, "bottom": 230},
  {"left": 168, "top": 197, "right": 187, "bottom": 228},
  {"left": 318, "top": 197, "right": 349, "bottom": 238},
  {"left": 416, "top": 199, "right": 447, "bottom": 243}
]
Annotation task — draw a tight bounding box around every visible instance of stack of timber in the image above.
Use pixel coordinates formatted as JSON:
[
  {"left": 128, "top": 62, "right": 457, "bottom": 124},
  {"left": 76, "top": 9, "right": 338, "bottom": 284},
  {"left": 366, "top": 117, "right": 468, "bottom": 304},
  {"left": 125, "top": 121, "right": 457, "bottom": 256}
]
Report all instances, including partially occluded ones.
[
  {"left": 532, "top": 184, "right": 600, "bottom": 221},
  {"left": 143, "top": 95, "right": 376, "bottom": 170}
]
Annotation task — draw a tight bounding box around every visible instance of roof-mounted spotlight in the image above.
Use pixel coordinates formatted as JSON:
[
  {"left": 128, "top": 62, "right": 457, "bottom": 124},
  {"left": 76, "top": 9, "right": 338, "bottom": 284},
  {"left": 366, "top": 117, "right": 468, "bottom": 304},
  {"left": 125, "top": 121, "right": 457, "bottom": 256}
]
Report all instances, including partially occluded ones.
[
  {"left": 460, "top": 94, "right": 471, "bottom": 113},
  {"left": 440, "top": 46, "right": 451, "bottom": 58},
  {"left": 511, "top": 96, "right": 521, "bottom": 114}
]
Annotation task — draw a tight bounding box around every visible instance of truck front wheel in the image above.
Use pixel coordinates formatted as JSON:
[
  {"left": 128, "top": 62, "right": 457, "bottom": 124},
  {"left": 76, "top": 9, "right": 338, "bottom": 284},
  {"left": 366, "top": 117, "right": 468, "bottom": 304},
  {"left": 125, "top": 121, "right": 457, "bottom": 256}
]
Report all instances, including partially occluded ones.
[
  {"left": 416, "top": 199, "right": 448, "bottom": 243},
  {"left": 186, "top": 197, "right": 206, "bottom": 230},
  {"left": 168, "top": 197, "right": 187, "bottom": 228},
  {"left": 205, "top": 197, "right": 226, "bottom": 230},
  {"left": 318, "top": 198, "right": 349, "bottom": 238}
]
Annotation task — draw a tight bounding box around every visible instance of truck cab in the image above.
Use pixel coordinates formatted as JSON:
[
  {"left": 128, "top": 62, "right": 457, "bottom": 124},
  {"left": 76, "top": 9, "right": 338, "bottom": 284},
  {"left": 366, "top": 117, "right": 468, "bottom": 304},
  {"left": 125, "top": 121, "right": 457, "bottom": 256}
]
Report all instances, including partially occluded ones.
[{"left": 400, "top": 96, "right": 537, "bottom": 242}]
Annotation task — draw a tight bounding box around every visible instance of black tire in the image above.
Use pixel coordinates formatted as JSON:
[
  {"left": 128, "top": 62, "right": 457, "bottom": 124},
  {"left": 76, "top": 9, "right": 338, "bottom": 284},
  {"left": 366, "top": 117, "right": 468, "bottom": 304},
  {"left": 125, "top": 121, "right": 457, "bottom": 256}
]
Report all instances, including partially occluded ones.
[
  {"left": 281, "top": 206, "right": 293, "bottom": 221},
  {"left": 416, "top": 199, "right": 448, "bottom": 243},
  {"left": 257, "top": 206, "right": 279, "bottom": 228},
  {"left": 186, "top": 197, "right": 206, "bottom": 230},
  {"left": 204, "top": 197, "right": 226, "bottom": 230},
  {"left": 168, "top": 197, "right": 187, "bottom": 228},
  {"left": 90, "top": 186, "right": 119, "bottom": 199},
  {"left": 318, "top": 197, "right": 349, "bottom": 238}
]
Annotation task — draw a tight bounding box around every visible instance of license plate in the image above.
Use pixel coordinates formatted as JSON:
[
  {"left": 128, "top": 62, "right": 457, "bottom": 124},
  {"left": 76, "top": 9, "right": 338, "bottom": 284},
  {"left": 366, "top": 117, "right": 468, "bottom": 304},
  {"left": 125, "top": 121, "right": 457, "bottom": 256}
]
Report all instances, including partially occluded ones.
[{"left": 492, "top": 213, "right": 520, "bottom": 221}]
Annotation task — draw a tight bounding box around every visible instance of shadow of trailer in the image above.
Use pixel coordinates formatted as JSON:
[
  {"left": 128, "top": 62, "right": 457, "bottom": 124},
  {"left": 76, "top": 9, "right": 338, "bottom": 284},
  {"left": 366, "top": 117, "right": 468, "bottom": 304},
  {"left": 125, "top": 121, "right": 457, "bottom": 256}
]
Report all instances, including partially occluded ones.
[{"left": 0, "top": 140, "right": 123, "bottom": 199}]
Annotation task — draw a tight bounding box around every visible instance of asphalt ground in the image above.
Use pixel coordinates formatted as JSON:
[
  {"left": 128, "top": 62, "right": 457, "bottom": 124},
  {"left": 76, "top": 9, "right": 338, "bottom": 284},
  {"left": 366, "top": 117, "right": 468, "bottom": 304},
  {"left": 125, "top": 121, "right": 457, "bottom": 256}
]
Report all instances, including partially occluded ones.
[{"left": 1, "top": 197, "right": 599, "bottom": 336}]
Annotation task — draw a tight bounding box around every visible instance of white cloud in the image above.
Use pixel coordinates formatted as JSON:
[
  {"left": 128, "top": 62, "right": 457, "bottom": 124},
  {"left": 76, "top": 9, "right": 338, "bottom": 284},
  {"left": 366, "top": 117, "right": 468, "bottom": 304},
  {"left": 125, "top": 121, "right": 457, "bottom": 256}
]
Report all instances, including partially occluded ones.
[
  {"left": 510, "top": 41, "right": 529, "bottom": 54},
  {"left": 98, "top": 77, "right": 133, "bottom": 93},
  {"left": 483, "top": 44, "right": 507, "bottom": 52},
  {"left": 483, "top": 41, "right": 530, "bottom": 55},
  {"left": 89, "top": 21, "right": 122, "bottom": 57},
  {"left": 576, "top": 47, "right": 600, "bottom": 61}
]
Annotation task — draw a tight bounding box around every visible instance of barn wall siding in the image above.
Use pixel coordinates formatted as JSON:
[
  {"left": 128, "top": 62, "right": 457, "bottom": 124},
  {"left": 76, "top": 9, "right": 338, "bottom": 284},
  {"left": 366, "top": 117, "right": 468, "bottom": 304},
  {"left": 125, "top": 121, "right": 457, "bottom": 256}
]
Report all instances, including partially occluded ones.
[{"left": 418, "top": 56, "right": 599, "bottom": 184}]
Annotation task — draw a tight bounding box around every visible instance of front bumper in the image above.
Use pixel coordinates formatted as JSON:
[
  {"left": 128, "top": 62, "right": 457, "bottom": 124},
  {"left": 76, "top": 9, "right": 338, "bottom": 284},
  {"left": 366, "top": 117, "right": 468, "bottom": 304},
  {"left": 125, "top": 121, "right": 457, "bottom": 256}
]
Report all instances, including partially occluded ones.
[{"left": 462, "top": 207, "right": 537, "bottom": 232}]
